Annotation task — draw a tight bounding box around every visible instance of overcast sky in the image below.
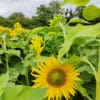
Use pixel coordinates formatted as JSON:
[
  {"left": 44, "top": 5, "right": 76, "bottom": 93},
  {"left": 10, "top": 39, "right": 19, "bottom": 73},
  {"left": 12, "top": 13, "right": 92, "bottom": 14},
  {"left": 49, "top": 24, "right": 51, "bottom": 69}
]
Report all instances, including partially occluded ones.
[{"left": 0, "top": 0, "right": 100, "bottom": 18}]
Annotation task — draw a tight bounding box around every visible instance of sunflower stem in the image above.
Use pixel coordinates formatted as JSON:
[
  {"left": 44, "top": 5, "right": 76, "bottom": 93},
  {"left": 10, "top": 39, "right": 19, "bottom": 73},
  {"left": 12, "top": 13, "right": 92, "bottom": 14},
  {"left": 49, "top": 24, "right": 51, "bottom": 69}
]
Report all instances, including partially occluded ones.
[
  {"left": 2, "top": 34, "right": 9, "bottom": 70},
  {"left": 5, "top": 54, "right": 9, "bottom": 70},
  {"left": 25, "top": 67, "right": 30, "bottom": 85},
  {"left": 96, "top": 50, "right": 100, "bottom": 100},
  {"left": 59, "top": 23, "right": 66, "bottom": 42}
]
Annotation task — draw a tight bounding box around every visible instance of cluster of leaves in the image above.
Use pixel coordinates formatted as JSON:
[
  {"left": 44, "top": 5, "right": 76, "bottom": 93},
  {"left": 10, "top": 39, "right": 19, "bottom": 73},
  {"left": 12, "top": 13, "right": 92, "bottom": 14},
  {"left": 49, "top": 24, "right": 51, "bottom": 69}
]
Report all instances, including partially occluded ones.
[
  {"left": 0, "top": 22, "right": 49, "bottom": 100},
  {"left": 0, "top": 0, "right": 100, "bottom": 100},
  {"left": 0, "top": 17, "right": 66, "bottom": 99}
]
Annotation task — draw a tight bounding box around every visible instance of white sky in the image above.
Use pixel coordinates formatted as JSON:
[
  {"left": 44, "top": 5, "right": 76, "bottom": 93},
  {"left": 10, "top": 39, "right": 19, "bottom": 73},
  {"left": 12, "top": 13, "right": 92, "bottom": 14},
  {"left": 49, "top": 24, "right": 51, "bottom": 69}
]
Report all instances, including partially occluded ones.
[{"left": 0, "top": 0, "right": 100, "bottom": 18}]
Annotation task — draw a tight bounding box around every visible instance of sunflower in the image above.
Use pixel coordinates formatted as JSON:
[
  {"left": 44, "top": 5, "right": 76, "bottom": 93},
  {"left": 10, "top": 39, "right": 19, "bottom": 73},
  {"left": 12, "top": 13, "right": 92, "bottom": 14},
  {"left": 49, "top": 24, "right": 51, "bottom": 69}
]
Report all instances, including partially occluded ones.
[
  {"left": 30, "top": 36, "right": 44, "bottom": 58},
  {"left": 10, "top": 30, "right": 17, "bottom": 37},
  {"left": 31, "top": 57, "right": 80, "bottom": 100}
]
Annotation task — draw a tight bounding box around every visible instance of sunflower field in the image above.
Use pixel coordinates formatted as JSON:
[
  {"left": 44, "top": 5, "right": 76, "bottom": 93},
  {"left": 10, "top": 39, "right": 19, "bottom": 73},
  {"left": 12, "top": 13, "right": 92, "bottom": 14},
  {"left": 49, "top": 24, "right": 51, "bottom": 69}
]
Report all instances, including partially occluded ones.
[{"left": 0, "top": 0, "right": 100, "bottom": 100}]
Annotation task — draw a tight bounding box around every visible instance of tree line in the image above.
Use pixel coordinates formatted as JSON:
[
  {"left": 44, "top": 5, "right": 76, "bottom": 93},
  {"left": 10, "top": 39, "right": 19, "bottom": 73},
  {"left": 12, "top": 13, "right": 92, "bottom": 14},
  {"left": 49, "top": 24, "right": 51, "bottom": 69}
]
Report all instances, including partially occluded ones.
[{"left": 0, "top": 1, "right": 99, "bottom": 29}]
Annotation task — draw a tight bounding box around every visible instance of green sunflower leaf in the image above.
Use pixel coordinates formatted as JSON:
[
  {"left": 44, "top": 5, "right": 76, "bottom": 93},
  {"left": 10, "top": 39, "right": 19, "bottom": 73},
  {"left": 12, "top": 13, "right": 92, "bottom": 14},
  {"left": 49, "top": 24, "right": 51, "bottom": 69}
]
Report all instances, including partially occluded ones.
[
  {"left": 83, "top": 5, "right": 100, "bottom": 20},
  {"left": 67, "top": 55, "right": 82, "bottom": 65},
  {"left": 6, "top": 49, "right": 20, "bottom": 57},
  {"left": 8, "top": 56, "right": 23, "bottom": 82},
  {"left": 58, "top": 23, "right": 100, "bottom": 58},
  {"left": 0, "top": 49, "right": 20, "bottom": 56},
  {"left": 0, "top": 72, "right": 9, "bottom": 96},
  {"left": 61, "top": 0, "right": 89, "bottom": 6},
  {"left": 68, "top": 18, "right": 90, "bottom": 25},
  {"left": 2, "top": 85, "right": 47, "bottom": 100}
]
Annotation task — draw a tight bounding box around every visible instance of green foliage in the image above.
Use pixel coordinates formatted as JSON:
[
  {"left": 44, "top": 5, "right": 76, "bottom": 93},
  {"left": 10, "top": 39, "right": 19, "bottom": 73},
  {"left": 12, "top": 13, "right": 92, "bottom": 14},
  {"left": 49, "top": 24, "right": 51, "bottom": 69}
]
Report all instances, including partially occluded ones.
[
  {"left": 1, "top": 85, "right": 47, "bottom": 100},
  {"left": 0, "top": 0, "right": 100, "bottom": 99},
  {"left": 0, "top": 72, "right": 9, "bottom": 96},
  {"left": 83, "top": 5, "right": 100, "bottom": 20},
  {"left": 58, "top": 23, "right": 100, "bottom": 58},
  {"left": 84, "top": 80, "right": 96, "bottom": 100},
  {"left": 49, "top": 15, "right": 66, "bottom": 26},
  {"left": 0, "top": 17, "right": 99, "bottom": 100},
  {"left": 61, "top": 0, "right": 89, "bottom": 6},
  {"left": 77, "top": 85, "right": 92, "bottom": 100},
  {"left": 68, "top": 18, "right": 90, "bottom": 25}
]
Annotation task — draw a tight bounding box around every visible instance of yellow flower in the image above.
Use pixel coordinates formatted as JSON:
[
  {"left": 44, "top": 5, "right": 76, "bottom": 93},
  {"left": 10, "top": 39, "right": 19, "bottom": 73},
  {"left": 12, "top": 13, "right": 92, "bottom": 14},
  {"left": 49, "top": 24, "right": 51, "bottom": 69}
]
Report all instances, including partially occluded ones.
[
  {"left": 14, "top": 22, "right": 22, "bottom": 28},
  {"left": 30, "top": 36, "right": 44, "bottom": 57},
  {"left": 0, "top": 26, "right": 17, "bottom": 37},
  {"left": 14, "top": 22, "right": 23, "bottom": 32},
  {"left": 14, "top": 22, "right": 28, "bottom": 33},
  {"left": 0, "top": 26, "right": 5, "bottom": 31},
  {"left": 10, "top": 30, "right": 17, "bottom": 37},
  {"left": 31, "top": 57, "right": 80, "bottom": 100}
]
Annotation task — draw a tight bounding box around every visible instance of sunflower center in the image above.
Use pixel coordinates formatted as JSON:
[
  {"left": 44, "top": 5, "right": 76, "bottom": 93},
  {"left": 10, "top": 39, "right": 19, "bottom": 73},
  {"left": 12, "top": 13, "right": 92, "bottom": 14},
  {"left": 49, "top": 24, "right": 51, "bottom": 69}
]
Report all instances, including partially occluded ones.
[{"left": 47, "top": 69, "right": 66, "bottom": 87}]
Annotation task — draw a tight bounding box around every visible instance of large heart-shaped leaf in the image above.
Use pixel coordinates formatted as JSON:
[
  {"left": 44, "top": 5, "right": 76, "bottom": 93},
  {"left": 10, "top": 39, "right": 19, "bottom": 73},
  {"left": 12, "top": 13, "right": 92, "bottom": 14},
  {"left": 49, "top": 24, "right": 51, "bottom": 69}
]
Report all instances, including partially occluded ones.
[{"left": 83, "top": 5, "right": 100, "bottom": 20}]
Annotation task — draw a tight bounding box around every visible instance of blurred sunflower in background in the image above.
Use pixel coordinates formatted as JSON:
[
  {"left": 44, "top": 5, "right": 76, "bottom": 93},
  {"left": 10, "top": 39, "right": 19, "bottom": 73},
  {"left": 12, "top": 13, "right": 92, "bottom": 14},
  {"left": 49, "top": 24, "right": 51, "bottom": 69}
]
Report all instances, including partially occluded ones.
[
  {"left": 14, "top": 22, "right": 28, "bottom": 33},
  {"left": 31, "top": 57, "right": 80, "bottom": 100},
  {"left": 30, "top": 36, "right": 44, "bottom": 58}
]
